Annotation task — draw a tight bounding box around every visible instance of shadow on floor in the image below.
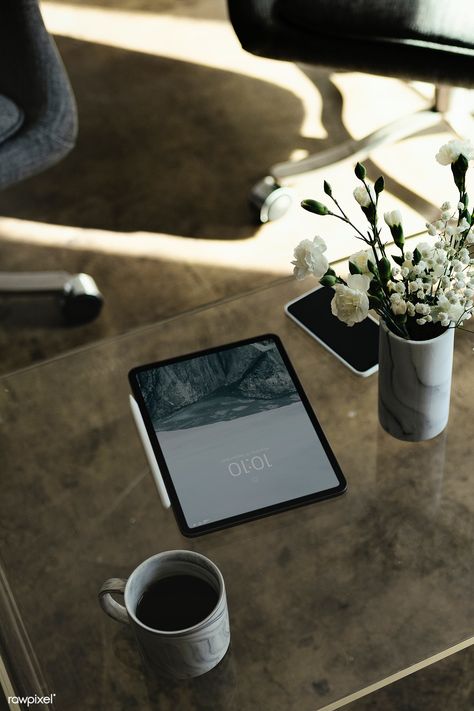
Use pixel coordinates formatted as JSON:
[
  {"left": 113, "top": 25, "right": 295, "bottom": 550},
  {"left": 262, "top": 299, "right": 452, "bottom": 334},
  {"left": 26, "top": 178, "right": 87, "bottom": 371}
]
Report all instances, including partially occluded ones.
[
  {"left": 0, "top": 237, "right": 282, "bottom": 374},
  {"left": 43, "top": 0, "right": 229, "bottom": 21},
  {"left": 0, "top": 36, "right": 317, "bottom": 239}
]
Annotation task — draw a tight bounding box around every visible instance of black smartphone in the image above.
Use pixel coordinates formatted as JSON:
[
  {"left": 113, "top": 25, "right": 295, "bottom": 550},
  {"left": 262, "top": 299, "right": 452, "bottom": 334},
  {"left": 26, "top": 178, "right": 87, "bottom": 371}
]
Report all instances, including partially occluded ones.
[{"left": 285, "top": 286, "right": 379, "bottom": 377}]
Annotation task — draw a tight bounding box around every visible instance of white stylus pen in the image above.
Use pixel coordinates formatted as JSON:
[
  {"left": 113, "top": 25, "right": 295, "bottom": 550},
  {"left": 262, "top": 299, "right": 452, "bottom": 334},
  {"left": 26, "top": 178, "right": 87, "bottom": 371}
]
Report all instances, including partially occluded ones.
[{"left": 129, "top": 394, "right": 171, "bottom": 509}]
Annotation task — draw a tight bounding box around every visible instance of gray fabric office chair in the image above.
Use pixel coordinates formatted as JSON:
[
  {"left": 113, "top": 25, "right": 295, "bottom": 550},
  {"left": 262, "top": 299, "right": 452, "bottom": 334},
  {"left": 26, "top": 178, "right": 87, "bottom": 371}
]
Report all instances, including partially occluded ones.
[
  {"left": 0, "top": 0, "right": 103, "bottom": 323},
  {"left": 227, "top": 0, "right": 474, "bottom": 222}
]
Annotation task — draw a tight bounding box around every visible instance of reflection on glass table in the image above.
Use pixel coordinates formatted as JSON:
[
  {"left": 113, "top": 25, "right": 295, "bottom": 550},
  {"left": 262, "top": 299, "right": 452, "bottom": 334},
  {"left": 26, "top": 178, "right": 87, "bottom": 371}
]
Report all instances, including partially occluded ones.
[{"left": 0, "top": 279, "right": 472, "bottom": 711}]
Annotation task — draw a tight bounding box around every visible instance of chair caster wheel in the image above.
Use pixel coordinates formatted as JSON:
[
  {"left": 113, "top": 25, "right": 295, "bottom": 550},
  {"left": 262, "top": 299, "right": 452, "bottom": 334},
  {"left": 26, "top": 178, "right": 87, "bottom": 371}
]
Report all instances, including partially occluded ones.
[
  {"left": 61, "top": 273, "right": 104, "bottom": 323},
  {"left": 249, "top": 176, "right": 294, "bottom": 223}
]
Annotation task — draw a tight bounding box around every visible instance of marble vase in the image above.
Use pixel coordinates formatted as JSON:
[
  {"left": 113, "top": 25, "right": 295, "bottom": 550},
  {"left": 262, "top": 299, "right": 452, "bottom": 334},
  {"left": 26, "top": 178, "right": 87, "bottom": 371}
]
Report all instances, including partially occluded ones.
[{"left": 378, "top": 321, "right": 455, "bottom": 441}]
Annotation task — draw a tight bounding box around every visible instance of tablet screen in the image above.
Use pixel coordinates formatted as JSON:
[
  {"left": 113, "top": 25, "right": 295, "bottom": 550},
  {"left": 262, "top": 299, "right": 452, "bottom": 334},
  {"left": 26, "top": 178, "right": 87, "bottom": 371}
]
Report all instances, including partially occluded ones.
[{"left": 129, "top": 335, "right": 345, "bottom": 535}]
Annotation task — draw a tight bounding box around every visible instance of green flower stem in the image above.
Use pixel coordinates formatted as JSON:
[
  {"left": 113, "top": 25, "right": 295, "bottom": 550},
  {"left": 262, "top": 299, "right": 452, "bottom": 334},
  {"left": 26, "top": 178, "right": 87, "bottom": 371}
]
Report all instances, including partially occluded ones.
[
  {"left": 327, "top": 197, "right": 369, "bottom": 242},
  {"left": 381, "top": 307, "right": 410, "bottom": 338},
  {"left": 327, "top": 211, "right": 371, "bottom": 244},
  {"left": 361, "top": 177, "right": 387, "bottom": 260}
]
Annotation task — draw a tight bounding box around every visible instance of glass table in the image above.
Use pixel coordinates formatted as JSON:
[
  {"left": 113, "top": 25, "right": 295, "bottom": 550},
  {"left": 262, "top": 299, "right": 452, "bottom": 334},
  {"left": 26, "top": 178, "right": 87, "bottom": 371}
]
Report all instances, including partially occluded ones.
[{"left": 0, "top": 279, "right": 472, "bottom": 711}]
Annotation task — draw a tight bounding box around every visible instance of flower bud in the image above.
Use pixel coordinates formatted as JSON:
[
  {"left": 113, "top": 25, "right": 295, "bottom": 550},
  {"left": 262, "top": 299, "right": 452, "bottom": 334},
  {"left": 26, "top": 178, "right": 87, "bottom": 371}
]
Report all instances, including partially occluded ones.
[
  {"left": 353, "top": 186, "right": 372, "bottom": 208},
  {"left": 374, "top": 176, "right": 384, "bottom": 194},
  {"left": 301, "top": 199, "right": 329, "bottom": 215},
  {"left": 319, "top": 274, "right": 337, "bottom": 287},
  {"left": 384, "top": 210, "right": 402, "bottom": 228},
  {"left": 378, "top": 257, "right": 392, "bottom": 281},
  {"left": 355, "top": 162, "right": 366, "bottom": 180}
]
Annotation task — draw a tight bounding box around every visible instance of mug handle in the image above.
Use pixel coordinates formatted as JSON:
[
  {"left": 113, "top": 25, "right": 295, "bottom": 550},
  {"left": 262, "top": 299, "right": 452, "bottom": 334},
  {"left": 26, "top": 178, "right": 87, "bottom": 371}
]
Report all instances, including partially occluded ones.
[{"left": 99, "top": 578, "right": 129, "bottom": 624}]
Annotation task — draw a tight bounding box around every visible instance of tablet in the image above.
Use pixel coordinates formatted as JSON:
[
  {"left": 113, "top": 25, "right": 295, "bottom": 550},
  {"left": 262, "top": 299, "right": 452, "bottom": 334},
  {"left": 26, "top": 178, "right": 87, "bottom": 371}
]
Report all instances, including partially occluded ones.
[{"left": 129, "top": 334, "right": 346, "bottom": 536}]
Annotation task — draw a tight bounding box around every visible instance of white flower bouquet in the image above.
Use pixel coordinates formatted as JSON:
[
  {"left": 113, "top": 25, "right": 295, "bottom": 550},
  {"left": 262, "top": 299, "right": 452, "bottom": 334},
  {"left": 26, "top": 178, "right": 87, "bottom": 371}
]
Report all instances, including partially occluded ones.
[{"left": 292, "top": 140, "right": 474, "bottom": 340}]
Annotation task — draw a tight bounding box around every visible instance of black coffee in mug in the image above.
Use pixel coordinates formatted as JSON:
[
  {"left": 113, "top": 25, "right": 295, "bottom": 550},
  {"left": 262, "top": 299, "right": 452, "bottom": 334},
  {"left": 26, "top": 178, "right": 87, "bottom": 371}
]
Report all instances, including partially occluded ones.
[{"left": 136, "top": 574, "right": 218, "bottom": 631}]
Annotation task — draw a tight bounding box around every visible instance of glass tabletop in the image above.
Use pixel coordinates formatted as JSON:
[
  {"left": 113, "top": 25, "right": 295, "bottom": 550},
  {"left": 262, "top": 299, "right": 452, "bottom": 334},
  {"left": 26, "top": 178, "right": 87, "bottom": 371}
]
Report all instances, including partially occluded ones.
[{"left": 0, "top": 279, "right": 472, "bottom": 711}]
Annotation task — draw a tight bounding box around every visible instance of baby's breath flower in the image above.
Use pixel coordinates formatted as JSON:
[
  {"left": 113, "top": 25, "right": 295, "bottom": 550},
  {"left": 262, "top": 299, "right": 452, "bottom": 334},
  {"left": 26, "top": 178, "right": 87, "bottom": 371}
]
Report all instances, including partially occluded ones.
[
  {"left": 295, "top": 145, "right": 474, "bottom": 337},
  {"left": 409, "top": 279, "right": 422, "bottom": 293},
  {"left": 417, "top": 242, "right": 434, "bottom": 259},
  {"left": 392, "top": 301, "right": 408, "bottom": 316},
  {"left": 456, "top": 217, "right": 470, "bottom": 233}
]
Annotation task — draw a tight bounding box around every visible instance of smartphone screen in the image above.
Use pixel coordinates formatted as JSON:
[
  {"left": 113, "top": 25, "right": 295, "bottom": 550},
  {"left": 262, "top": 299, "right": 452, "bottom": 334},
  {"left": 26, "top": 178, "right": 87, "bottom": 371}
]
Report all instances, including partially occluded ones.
[{"left": 286, "top": 287, "right": 379, "bottom": 375}]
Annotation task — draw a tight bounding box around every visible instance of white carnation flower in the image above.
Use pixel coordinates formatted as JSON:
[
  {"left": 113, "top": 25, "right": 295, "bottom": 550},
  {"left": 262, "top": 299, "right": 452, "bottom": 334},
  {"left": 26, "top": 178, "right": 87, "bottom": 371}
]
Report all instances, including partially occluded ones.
[
  {"left": 353, "top": 185, "right": 373, "bottom": 208},
  {"left": 349, "top": 249, "right": 373, "bottom": 276},
  {"left": 330, "top": 274, "right": 370, "bottom": 326},
  {"left": 435, "top": 139, "right": 474, "bottom": 165},
  {"left": 292, "top": 236, "right": 328, "bottom": 280},
  {"left": 384, "top": 210, "right": 402, "bottom": 228}
]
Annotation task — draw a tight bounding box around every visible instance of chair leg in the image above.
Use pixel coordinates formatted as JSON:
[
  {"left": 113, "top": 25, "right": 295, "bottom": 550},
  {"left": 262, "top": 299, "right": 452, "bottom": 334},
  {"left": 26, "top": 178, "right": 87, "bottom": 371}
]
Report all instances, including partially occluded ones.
[
  {"left": 249, "top": 107, "right": 440, "bottom": 222},
  {"left": 270, "top": 108, "right": 440, "bottom": 180},
  {"left": 436, "top": 85, "right": 474, "bottom": 139},
  {"left": 0, "top": 271, "right": 103, "bottom": 323},
  {"left": 249, "top": 81, "right": 474, "bottom": 222}
]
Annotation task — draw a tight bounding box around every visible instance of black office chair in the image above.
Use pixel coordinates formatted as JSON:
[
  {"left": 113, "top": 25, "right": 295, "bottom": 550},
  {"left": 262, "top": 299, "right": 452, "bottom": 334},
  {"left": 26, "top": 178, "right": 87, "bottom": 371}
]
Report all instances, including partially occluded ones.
[
  {"left": 227, "top": 0, "right": 474, "bottom": 222},
  {"left": 0, "top": 0, "right": 103, "bottom": 323}
]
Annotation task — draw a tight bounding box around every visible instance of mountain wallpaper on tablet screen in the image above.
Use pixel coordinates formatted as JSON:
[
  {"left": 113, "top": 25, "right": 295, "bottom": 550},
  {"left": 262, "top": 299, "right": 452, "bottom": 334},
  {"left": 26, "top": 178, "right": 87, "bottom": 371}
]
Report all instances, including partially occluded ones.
[{"left": 137, "top": 340, "right": 339, "bottom": 528}]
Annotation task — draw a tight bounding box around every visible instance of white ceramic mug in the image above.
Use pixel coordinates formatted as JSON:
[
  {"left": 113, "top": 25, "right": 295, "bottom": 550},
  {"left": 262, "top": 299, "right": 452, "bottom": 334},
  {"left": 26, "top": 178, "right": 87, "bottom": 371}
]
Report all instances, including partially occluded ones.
[{"left": 99, "top": 550, "right": 230, "bottom": 679}]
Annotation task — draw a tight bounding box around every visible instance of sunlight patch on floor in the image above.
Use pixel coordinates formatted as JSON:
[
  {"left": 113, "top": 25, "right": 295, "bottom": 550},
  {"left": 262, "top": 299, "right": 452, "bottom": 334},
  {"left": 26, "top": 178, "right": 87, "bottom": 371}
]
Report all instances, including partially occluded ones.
[{"left": 34, "top": 2, "right": 462, "bottom": 276}]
